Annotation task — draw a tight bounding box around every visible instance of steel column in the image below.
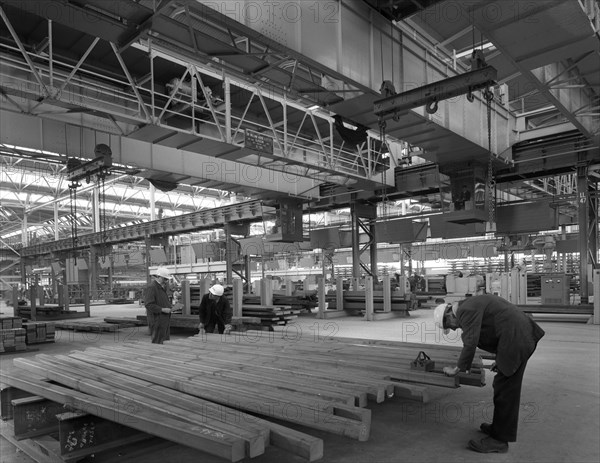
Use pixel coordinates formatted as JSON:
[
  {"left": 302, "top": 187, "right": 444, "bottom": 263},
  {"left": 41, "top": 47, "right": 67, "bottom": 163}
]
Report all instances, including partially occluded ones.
[{"left": 577, "top": 160, "right": 591, "bottom": 303}]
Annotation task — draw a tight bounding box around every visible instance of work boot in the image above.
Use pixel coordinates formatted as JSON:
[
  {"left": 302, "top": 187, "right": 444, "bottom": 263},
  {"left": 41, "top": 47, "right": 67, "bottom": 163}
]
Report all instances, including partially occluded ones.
[
  {"left": 468, "top": 436, "right": 508, "bottom": 453},
  {"left": 479, "top": 422, "right": 492, "bottom": 435}
]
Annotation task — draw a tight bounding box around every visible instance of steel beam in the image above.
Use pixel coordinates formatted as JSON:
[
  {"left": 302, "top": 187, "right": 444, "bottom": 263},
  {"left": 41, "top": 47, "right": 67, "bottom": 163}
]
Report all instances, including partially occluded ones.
[
  {"left": 373, "top": 66, "right": 498, "bottom": 119},
  {"left": 19, "top": 200, "right": 271, "bottom": 257}
]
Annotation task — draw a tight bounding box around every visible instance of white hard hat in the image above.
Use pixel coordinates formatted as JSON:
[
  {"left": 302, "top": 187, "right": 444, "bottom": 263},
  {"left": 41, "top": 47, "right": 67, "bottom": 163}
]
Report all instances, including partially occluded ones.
[
  {"left": 433, "top": 303, "right": 452, "bottom": 334},
  {"left": 209, "top": 284, "right": 224, "bottom": 297},
  {"left": 153, "top": 267, "right": 172, "bottom": 279}
]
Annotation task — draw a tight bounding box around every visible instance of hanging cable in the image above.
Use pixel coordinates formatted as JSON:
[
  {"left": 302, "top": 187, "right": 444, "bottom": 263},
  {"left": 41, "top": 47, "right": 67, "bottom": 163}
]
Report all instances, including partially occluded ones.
[
  {"left": 68, "top": 179, "right": 80, "bottom": 259},
  {"left": 98, "top": 171, "right": 108, "bottom": 263},
  {"left": 390, "top": 19, "right": 394, "bottom": 88},
  {"left": 378, "top": 119, "right": 390, "bottom": 218},
  {"left": 485, "top": 86, "right": 496, "bottom": 229}
]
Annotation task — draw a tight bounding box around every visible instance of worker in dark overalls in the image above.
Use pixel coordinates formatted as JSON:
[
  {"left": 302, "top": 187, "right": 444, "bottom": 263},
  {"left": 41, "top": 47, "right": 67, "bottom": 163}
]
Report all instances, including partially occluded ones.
[
  {"left": 144, "top": 267, "right": 173, "bottom": 344},
  {"left": 198, "top": 284, "right": 233, "bottom": 335}
]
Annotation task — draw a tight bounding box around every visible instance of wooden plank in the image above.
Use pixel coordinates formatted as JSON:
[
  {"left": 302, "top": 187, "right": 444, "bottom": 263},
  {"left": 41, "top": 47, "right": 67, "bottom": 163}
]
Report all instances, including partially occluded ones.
[{"left": 2, "top": 371, "right": 247, "bottom": 462}]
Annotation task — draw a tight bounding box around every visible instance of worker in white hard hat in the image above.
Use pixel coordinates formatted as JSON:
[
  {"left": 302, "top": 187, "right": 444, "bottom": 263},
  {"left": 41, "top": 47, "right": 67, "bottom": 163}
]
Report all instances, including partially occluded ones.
[
  {"left": 433, "top": 294, "right": 545, "bottom": 454},
  {"left": 144, "top": 267, "right": 173, "bottom": 344},
  {"left": 198, "top": 283, "right": 233, "bottom": 335}
]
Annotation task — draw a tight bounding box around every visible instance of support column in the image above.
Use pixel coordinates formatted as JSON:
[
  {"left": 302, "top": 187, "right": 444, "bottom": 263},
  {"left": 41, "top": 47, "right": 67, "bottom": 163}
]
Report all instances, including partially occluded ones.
[
  {"left": 180, "top": 279, "right": 191, "bottom": 315},
  {"left": 370, "top": 221, "right": 378, "bottom": 283},
  {"left": 336, "top": 276, "right": 344, "bottom": 312},
  {"left": 232, "top": 279, "right": 243, "bottom": 318},
  {"left": 21, "top": 210, "right": 28, "bottom": 247},
  {"left": 350, "top": 201, "right": 377, "bottom": 280},
  {"left": 577, "top": 161, "right": 597, "bottom": 304},
  {"left": 54, "top": 202, "right": 59, "bottom": 241},
  {"left": 144, "top": 235, "right": 152, "bottom": 285},
  {"left": 225, "top": 225, "right": 234, "bottom": 285},
  {"left": 89, "top": 246, "right": 98, "bottom": 300},
  {"left": 351, "top": 210, "right": 361, "bottom": 279},
  {"left": 149, "top": 183, "right": 156, "bottom": 221},
  {"left": 364, "top": 276, "right": 374, "bottom": 321}
]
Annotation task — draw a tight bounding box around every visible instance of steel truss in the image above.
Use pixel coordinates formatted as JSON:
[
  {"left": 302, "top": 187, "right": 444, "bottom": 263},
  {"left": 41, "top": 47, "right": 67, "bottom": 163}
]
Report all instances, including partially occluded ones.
[{"left": 0, "top": 4, "right": 392, "bottom": 191}]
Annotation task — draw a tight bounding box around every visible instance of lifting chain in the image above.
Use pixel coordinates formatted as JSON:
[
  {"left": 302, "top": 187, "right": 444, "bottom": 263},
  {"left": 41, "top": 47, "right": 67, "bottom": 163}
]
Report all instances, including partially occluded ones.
[
  {"left": 98, "top": 172, "right": 108, "bottom": 263},
  {"left": 484, "top": 87, "right": 495, "bottom": 227},
  {"left": 379, "top": 118, "right": 390, "bottom": 218},
  {"left": 68, "top": 180, "right": 80, "bottom": 257}
]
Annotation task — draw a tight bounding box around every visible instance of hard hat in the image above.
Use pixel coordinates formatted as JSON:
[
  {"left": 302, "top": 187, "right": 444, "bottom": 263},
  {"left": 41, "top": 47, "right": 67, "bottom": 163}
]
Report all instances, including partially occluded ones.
[
  {"left": 153, "top": 267, "right": 172, "bottom": 280},
  {"left": 209, "top": 284, "right": 224, "bottom": 297},
  {"left": 433, "top": 303, "right": 452, "bottom": 334}
]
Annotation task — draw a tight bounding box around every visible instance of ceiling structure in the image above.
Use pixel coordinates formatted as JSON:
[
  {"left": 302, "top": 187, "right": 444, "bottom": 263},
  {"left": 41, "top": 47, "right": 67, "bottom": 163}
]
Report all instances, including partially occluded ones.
[{"left": 0, "top": 0, "right": 598, "bottom": 256}]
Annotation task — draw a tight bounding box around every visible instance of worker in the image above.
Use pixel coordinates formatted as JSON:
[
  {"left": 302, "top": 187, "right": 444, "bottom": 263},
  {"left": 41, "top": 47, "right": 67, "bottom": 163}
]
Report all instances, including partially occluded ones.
[
  {"left": 198, "top": 284, "right": 233, "bottom": 335},
  {"left": 433, "top": 294, "right": 545, "bottom": 454},
  {"left": 144, "top": 267, "right": 173, "bottom": 344}
]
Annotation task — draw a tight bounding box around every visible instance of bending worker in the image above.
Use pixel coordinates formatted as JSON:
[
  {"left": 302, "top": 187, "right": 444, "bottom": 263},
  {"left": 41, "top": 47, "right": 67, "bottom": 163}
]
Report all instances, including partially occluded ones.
[
  {"left": 144, "top": 267, "right": 173, "bottom": 344},
  {"left": 198, "top": 284, "right": 233, "bottom": 335},
  {"left": 434, "top": 294, "right": 545, "bottom": 454}
]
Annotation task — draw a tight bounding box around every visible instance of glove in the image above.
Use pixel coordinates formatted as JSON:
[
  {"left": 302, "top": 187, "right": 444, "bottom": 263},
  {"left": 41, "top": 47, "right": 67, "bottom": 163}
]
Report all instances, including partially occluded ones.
[
  {"left": 443, "top": 366, "right": 460, "bottom": 377},
  {"left": 197, "top": 323, "right": 205, "bottom": 334},
  {"left": 224, "top": 324, "right": 232, "bottom": 335}
]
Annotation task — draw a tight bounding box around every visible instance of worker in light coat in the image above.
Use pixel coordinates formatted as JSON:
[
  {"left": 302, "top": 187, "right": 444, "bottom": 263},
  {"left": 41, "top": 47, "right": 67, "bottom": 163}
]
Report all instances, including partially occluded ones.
[
  {"left": 434, "top": 294, "right": 545, "bottom": 454},
  {"left": 144, "top": 267, "right": 173, "bottom": 344},
  {"left": 198, "top": 284, "right": 233, "bottom": 335}
]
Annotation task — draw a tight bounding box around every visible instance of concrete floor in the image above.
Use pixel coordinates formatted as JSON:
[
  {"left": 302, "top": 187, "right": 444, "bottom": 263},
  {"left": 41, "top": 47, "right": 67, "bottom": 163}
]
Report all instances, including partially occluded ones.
[{"left": 0, "top": 300, "right": 599, "bottom": 463}]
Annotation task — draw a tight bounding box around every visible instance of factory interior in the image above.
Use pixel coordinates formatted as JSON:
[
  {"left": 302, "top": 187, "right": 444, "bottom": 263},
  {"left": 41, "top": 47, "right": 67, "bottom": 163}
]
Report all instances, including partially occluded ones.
[{"left": 0, "top": 1, "right": 599, "bottom": 462}]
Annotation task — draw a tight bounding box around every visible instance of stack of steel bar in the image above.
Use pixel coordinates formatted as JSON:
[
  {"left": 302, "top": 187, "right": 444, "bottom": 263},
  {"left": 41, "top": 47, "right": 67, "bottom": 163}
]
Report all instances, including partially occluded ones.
[{"left": 3, "top": 333, "right": 487, "bottom": 461}]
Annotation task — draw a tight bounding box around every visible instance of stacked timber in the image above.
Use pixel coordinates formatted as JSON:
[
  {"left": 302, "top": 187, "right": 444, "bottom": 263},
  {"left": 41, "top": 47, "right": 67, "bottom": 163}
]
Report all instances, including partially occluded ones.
[
  {"left": 0, "top": 328, "right": 26, "bottom": 353},
  {"left": 55, "top": 321, "right": 119, "bottom": 332},
  {"left": 242, "top": 295, "right": 302, "bottom": 328},
  {"left": 343, "top": 291, "right": 411, "bottom": 315},
  {"left": 0, "top": 316, "right": 23, "bottom": 330},
  {"left": 126, "top": 315, "right": 263, "bottom": 330},
  {"left": 241, "top": 304, "right": 301, "bottom": 328},
  {"left": 22, "top": 321, "right": 55, "bottom": 344},
  {"left": 272, "top": 294, "right": 318, "bottom": 312}
]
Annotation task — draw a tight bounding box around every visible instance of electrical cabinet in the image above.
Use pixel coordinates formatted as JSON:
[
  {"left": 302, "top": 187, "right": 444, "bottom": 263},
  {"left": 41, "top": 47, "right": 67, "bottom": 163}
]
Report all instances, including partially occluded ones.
[{"left": 541, "top": 273, "right": 570, "bottom": 305}]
